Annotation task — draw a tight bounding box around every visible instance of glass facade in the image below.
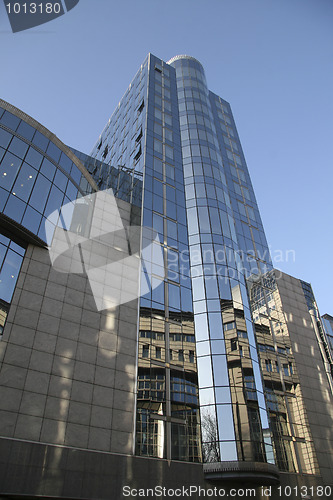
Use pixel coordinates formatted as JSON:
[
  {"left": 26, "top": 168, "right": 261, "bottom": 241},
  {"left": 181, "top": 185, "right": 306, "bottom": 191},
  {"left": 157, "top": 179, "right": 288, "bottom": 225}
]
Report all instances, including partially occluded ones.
[
  {"left": 0, "top": 99, "right": 97, "bottom": 336},
  {"left": 90, "top": 56, "right": 201, "bottom": 463},
  {"left": 90, "top": 54, "right": 278, "bottom": 469},
  {"left": 169, "top": 55, "right": 273, "bottom": 464},
  {"left": 1, "top": 56, "right": 331, "bottom": 485},
  {"left": 0, "top": 103, "right": 96, "bottom": 245},
  {"left": 0, "top": 233, "right": 25, "bottom": 335},
  {"left": 322, "top": 314, "right": 333, "bottom": 358},
  {"left": 248, "top": 272, "right": 320, "bottom": 474}
]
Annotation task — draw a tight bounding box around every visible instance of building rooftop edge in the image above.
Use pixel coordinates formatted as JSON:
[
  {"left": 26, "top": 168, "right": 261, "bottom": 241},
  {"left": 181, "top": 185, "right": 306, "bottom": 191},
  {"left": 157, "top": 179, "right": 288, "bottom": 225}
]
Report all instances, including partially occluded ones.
[
  {"left": 167, "top": 54, "right": 203, "bottom": 67},
  {"left": 0, "top": 98, "right": 98, "bottom": 191}
]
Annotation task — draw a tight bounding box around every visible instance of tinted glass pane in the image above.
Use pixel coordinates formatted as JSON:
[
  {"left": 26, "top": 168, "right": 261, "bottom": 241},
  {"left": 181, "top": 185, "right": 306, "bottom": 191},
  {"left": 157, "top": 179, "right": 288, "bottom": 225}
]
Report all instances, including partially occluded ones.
[
  {"left": 4, "top": 194, "right": 26, "bottom": 223},
  {"left": 0, "top": 187, "right": 9, "bottom": 211},
  {"left": 16, "top": 120, "right": 35, "bottom": 141},
  {"left": 8, "top": 136, "right": 29, "bottom": 159},
  {"left": 29, "top": 174, "right": 51, "bottom": 212},
  {"left": 54, "top": 169, "right": 68, "bottom": 192},
  {"left": 44, "top": 184, "right": 64, "bottom": 218},
  {"left": 169, "top": 283, "right": 180, "bottom": 310},
  {"left": 25, "top": 147, "right": 43, "bottom": 169},
  {"left": 59, "top": 153, "right": 72, "bottom": 174},
  {"left": 40, "top": 158, "right": 56, "bottom": 181},
  {"left": 0, "top": 151, "right": 22, "bottom": 190},
  {"left": 33, "top": 131, "right": 49, "bottom": 151},
  {"left": 22, "top": 206, "right": 42, "bottom": 234},
  {"left": 46, "top": 142, "right": 61, "bottom": 163},
  {"left": 65, "top": 181, "right": 78, "bottom": 202},
  {"left": 0, "top": 112, "right": 20, "bottom": 131},
  {"left": 0, "top": 128, "right": 12, "bottom": 149},
  {"left": 12, "top": 162, "right": 37, "bottom": 202},
  {"left": 0, "top": 246, "right": 24, "bottom": 303},
  {"left": 0, "top": 247, "right": 5, "bottom": 271}
]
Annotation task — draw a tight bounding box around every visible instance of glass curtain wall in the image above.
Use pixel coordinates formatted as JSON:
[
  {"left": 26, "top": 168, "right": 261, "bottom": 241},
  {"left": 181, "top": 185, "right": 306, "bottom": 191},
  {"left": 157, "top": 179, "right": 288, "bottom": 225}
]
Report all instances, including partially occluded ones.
[
  {"left": 89, "top": 55, "right": 201, "bottom": 462},
  {"left": 137, "top": 55, "right": 201, "bottom": 462},
  {"left": 168, "top": 55, "right": 273, "bottom": 464}
]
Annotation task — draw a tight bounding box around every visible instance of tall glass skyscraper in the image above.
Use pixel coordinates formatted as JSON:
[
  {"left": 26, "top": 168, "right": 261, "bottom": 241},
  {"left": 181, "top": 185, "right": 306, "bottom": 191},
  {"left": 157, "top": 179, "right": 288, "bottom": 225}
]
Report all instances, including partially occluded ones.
[
  {"left": 0, "top": 55, "right": 332, "bottom": 498},
  {"left": 87, "top": 53, "right": 286, "bottom": 481}
]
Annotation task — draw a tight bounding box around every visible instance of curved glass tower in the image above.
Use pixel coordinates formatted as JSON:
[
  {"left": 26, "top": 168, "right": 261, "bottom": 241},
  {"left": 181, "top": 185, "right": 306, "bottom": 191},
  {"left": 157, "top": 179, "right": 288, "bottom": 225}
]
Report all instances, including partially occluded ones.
[{"left": 168, "top": 55, "right": 275, "bottom": 478}]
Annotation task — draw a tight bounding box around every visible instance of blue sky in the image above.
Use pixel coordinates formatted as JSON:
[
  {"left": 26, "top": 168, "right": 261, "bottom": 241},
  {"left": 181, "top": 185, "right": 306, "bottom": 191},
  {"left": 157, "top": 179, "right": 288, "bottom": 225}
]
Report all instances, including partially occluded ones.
[{"left": 1, "top": 0, "right": 332, "bottom": 314}]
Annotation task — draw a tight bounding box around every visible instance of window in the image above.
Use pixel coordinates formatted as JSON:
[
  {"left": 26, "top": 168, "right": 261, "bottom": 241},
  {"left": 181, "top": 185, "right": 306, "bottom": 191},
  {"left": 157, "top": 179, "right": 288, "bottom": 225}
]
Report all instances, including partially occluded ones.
[
  {"left": 178, "top": 350, "right": 184, "bottom": 362},
  {"left": 102, "top": 145, "right": 108, "bottom": 159},
  {"left": 224, "top": 321, "right": 236, "bottom": 331},
  {"left": 136, "top": 127, "right": 143, "bottom": 142},
  {"left": 134, "top": 144, "right": 141, "bottom": 161},
  {"left": 283, "top": 363, "right": 293, "bottom": 376},
  {"left": 138, "top": 99, "right": 144, "bottom": 114},
  {"left": 265, "top": 359, "right": 273, "bottom": 372},
  {"left": 154, "top": 139, "right": 163, "bottom": 155},
  {"left": 189, "top": 351, "right": 195, "bottom": 363},
  {"left": 156, "top": 347, "right": 161, "bottom": 359},
  {"left": 231, "top": 339, "right": 237, "bottom": 351},
  {"left": 142, "top": 345, "right": 149, "bottom": 358}
]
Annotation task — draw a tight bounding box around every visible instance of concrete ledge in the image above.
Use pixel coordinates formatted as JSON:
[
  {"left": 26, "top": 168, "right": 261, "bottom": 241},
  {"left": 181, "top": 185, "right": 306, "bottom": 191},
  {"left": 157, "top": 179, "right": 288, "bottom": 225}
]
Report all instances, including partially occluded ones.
[{"left": 203, "top": 461, "right": 280, "bottom": 485}]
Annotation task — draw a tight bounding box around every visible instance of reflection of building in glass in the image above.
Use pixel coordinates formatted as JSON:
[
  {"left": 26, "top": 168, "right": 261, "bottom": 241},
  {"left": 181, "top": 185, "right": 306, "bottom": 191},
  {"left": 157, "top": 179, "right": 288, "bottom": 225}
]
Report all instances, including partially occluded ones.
[
  {"left": 248, "top": 272, "right": 333, "bottom": 483},
  {"left": 322, "top": 314, "right": 333, "bottom": 358},
  {"left": 0, "top": 53, "right": 333, "bottom": 499}
]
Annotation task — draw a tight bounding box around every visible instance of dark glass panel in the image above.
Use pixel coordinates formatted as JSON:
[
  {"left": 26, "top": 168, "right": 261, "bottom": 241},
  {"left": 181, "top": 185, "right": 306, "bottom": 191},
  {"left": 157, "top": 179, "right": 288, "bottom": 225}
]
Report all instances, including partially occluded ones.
[
  {"left": 16, "top": 120, "right": 35, "bottom": 141},
  {"left": 46, "top": 142, "right": 61, "bottom": 163},
  {"left": 12, "top": 162, "right": 37, "bottom": 202},
  {"left": 0, "top": 187, "right": 9, "bottom": 212},
  {"left": 0, "top": 249, "right": 23, "bottom": 302},
  {"left": 54, "top": 169, "right": 68, "bottom": 192},
  {"left": 4, "top": 194, "right": 26, "bottom": 223},
  {"left": 21, "top": 206, "right": 42, "bottom": 235},
  {"left": 33, "top": 131, "right": 49, "bottom": 152},
  {"left": 0, "top": 112, "right": 20, "bottom": 131},
  {"left": 0, "top": 151, "right": 22, "bottom": 191},
  {"left": 40, "top": 158, "right": 56, "bottom": 182},
  {"left": 44, "top": 184, "right": 64, "bottom": 219},
  {"left": 59, "top": 152, "right": 72, "bottom": 174},
  {"left": 29, "top": 174, "right": 51, "bottom": 212},
  {"left": 0, "top": 128, "right": 12, "bottom": 149},
  {"left": 65, "top": 181, "right": 78, "bottom": 203},
  {"left": 70, "top": 164, "right": 82, "bottom": 185},
  {"left": 25, "top": 147, "right": 43, "bottom": 170}
]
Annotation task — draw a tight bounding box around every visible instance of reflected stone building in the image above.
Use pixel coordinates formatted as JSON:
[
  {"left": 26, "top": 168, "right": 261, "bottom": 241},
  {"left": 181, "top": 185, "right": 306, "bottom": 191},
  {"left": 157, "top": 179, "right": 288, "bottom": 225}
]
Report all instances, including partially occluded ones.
[
  {"left": 322, "top": 314, "right": 333, "bottom": 359},
  {"left": 0, "top": 54, "right": 332, "bottom": 499}
]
